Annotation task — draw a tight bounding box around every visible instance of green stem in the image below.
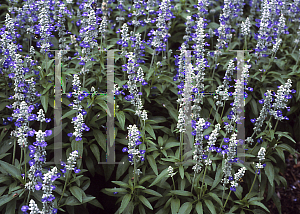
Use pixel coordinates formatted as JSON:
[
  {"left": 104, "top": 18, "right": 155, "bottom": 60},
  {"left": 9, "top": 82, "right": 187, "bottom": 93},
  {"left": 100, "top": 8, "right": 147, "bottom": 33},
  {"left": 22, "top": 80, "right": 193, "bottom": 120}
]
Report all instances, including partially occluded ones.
[
  {"left": 58, "top": 170, "right": 70, "bottom": 206},
  {"left": 24, "top": 148, "right": 27, "bottom": 184},
  {"left": 180, "top": 132, "right": 183, "bottom": 160},
  {"left": 12, "top": 138, "right": 16, "bottom": 165},
  {"left": 247, "top": 172, "right": 258, "bottom": 199},
  {"left": 191, "top": 171, "right": 196, "bottom": 192},
  {"left": 200, "top": 165, "right": 207, "bottom": 197},
  {"left": 133, "top": 156, "right": 136, "bottom": 193},
  {"left": 20, "top": 147, "right": 23, "bottom": 170},
  {"left": 211, "top": 56, "right": 218, "bottom": 89},
  {"left": 219, "top": 102, "right": 226, "bottom": 122},
  {"left": 219, "top": 190, "right": 232, "bottom": 214},
  {"left": 212, "top": 106, "right": 220, "bottom": 125},
  {"left": 26, "top": 191, "right": 31, "bottom": 205},
  {"left": 171, "top": 176, "right": 176, "bottom": 191},
  {"left": 83, "top": 74, "right": 86, "bottom": 89},
  {"left": 149, "top": 51, "right": 156, "bottom": 89}
]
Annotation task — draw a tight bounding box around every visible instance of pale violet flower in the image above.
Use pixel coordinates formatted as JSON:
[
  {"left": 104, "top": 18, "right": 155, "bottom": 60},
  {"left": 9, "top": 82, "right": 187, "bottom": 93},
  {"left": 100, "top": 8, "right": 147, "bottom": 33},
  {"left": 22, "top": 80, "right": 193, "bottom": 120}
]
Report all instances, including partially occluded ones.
[
  {"left": 65, "top": 150, "right": 79, "bottom": 171},
  {"left": 167, "top": 166, "right": 177, "bottom": 177}
]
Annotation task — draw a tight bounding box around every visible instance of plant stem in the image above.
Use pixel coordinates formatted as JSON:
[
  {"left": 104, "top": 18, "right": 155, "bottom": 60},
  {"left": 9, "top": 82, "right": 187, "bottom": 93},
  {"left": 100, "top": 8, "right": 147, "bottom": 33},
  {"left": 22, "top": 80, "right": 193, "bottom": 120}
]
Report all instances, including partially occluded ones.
[
  {"left": 171, "top": 176, "right": 176, "bottom": 191},
  {"left": 219, "top": 102, "right": 226, "bottom": 122},
  {"left": 200, "top": 165, "right": 207, "bottom": 197},
  {"left": 212, "top": 106, "right": 220, "bottom": 125},
  {"left": 180, "top": 132, "right": 183, "bottom": 160},
  {"left": 133, "top": 156, "right": 137, "bottom": 193},
  {"left": 12, "top": 138, "right": 16, "bottom": 165},
  {"left": 58, "top": 170, "right": 70, "bottom": 206},
  {"left": 20, "top": 147, "right": 23, "bottom": 170},
  {"left": 247, "top": 172, "right": 258, "bottom": 199},
  {"left": 24, "top": 148, "right": 27, "bottom": 183},
  {"left": 219, "top": 190, "right": 231, "bottom": 214}
]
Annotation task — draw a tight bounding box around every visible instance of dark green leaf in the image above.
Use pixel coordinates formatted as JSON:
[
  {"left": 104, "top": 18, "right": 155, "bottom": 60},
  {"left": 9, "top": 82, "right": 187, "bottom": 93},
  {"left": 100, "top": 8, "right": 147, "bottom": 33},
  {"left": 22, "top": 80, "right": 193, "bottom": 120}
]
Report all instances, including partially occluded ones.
[
  {"left": 275, "top": 131, "right": 296, "bottom": 143},
  {"left": 93, "top": 129, "right": 106, "bottom": 151},
  {"left": 0, "top": 160, "right": 24, "bottom": 184},
  {"left": 69, "top": 186, "right": 83, "bottom": 203},
  {"left": 211, "top": 164, "right": 222, "bottom": 190},
  {"left": 119, "top": 194, "right": 131, "bottom": 213},
  {"left": 249, "top": 201, "right": 270, "bottom": 212},
  {"left": 87, "top": 198, "right": 104, "bottom": 210},
  {"left": 179, "top": 165, "right": 184, "bottom": 179},
  {"left": 171, "top": 198, "right": 180, "bottom": 214},
  {"left": 146, "top": 155, "right": 158, "bottom": 176},
  {"left": 90, "top": 144, "right": 100, "bottom": 163},
  {"left": 203, "top": 199, "right": 216, "bottom": 214},
  {"left": 116, "top": 155, "right": 130, "bottom": 180},
  {"left": 141, "top": 189, "right": 162, "bottom": 197},
  {"left": 145, "top": 124, "right": 156, "bottom": 140},
  {"left": 40, "top": 92, "right": 49, "bottom": 113},
  {"left": 265, "top": 162, "right": 274, "bottom": 187},
  {"left": 170, "top": 190, "right": 194, "bottom": 197},
  {"left": 138, "top": 195, "right": 153, "bottom": 210},
  {"left": 148, "top": 168, "right": 168, "bottom": 187},
  {"left": 195, "top": 201, "right": 203, "bottom": 214},
  {"left": 178, "top": 202, "right": 192, "bottom": 214},
  {"left": 116, "top": 111, "right": 126, "bottom": 130}
]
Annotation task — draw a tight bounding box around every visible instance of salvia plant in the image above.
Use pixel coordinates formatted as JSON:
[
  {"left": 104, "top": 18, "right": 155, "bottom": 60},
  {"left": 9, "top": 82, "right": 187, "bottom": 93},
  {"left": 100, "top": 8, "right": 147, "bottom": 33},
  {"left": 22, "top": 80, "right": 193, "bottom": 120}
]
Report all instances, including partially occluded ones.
[{"left": 0, "top": 0, "right": 299, "bottom": 213}]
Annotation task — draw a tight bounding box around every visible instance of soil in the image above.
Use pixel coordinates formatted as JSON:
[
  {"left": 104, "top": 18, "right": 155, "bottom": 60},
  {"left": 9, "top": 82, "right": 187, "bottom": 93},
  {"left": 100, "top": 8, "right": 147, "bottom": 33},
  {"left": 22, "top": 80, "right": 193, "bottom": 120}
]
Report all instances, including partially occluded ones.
[{"left": 267, "top": 143, "right": 300, "bottom": 214}]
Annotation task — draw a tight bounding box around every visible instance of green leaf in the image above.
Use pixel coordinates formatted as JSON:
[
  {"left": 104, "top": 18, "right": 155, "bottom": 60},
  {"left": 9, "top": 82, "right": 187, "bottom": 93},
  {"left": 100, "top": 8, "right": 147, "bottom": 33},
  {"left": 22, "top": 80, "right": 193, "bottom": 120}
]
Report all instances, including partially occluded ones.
[
  {"left": 85, "top": 156, "right": 95, "bottom": 177},
  {"left": 0, "top": 153, "right": 10, "bottom": 160},
  {"left": 265, "top": 162, "right": 274, "bottom": 187},
  {"left": 64, "top": 196, "right": 81, "bottom": 206},
  {"left": 69, "top": 186, "right": 83, "bottom": 203},
  {"left": 178, "top": 202, "right": 193, "bottom": 214},
  {"left": 171, "top": 198, "right": 180, "bottom": 214},
  {"left": 116, "top": 111, "right": 126, "bottom": 130},
  {"left": 90, "top": 144, "right": 100, "bottom": 163},
  {"left": 141, "top": 189, "right": 162, "bottom": 197},
  {"left": 87, "top": 198, "right": 104, "bottom": 210},
  {"left": 0, "top": 189, "right": 22, "bottom": 207},
  {"left": 105, "top": 188, "right": 128, "bottom": 193},
  {"left": 146, "top": 155, "right": 158, "bottom": 176},
  {"left": 206, "top": 192, "right": 222, "bottom": 207},
  {"left": 111, "top": 181, "right": 130, "bottom": 189},
  {"left": 203, "top": 199, "right": 216, "bottom": 214},
  {"left": 250, "top": 98, "right": 258, "bottom": 117},
  {"left": 249, "top": 201, "right": 270, "bottom": 212},
  {"left": 169, "top": 190, "right": 194, "bottom": 197},
  {"left": 5, "top": 198, "right": 16, "bottom": 214},
  {"left": 93, "top": 129, "right": 106, "bottom": 151},
  {"left": 269, "top": 130, "right": 275, "bottom": 140},
  {"left": 179, "top": 165, "right": 184, "bottom": 179},
  {"left": 119, "top": 194, "right": 131, "bottom": 213},
  {"left": 271, "top": 191, "right": 282, "bottom": 214},
  {"left": 211, "top": 164, "right": 222, "bottom": 190},
  {"left": 275, "top": 147, "right": 285, "bottom": 163},
  {"left": 0, "top": 160, "right": 24, "bottom": 184},
  {"left": 148, "top": 168, "right": 168, "bottom": 187},
  {"left": 145, "top": 124, "right": 156, "bottom": 140},
  {"left": 158, "top": 136, "right": 164, "bottom": 147},
  {"left": 40, "top": 92, "right": 49, "bottom": 113},
  {"left": 61, "top": 109, "right": 77, "bottom": 120},
  {"left": 138, "top": 195, "right": 153, "bottom": 210},
  {"left": 116, "top": 155, "right": 130, "bottom": 180},
  {"left": 275, "top": 131, "right": 296, "bottom": 143},
  {"left": 195, "top": 201, "right": 203, "bottom": 214}
]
